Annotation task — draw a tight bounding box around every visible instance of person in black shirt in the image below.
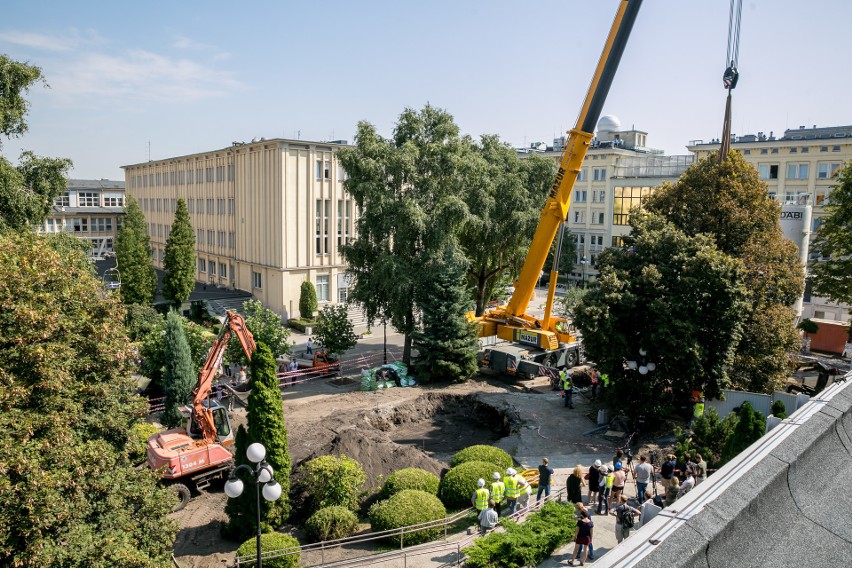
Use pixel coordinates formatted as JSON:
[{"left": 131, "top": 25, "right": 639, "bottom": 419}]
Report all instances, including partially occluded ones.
[
  {"left": 660, "top": 454, "right": 676, "bottom": 490},
  {"left": 537, "top": 457, "right": 554, "bottom": 501}
]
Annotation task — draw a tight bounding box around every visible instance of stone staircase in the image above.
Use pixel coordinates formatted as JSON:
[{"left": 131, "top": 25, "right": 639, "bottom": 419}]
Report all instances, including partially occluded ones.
[
  {"left": 347, "top": 304, "right": 370, "bottom": 329},
  {"left": 206, "top": 297, "right": 252, "bottom": 319}
]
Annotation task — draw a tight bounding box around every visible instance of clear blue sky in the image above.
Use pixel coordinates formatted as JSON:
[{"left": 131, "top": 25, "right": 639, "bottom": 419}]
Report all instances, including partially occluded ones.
[{"left": 2, "top": 0, "right": 850, "bottom": 180}]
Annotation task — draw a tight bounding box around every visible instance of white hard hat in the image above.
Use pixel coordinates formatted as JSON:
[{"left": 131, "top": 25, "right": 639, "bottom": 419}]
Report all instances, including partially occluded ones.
[
  {"left": 477, "top": 478, "right": 486, "bottom": 487},
  {"left": 493, "top": 472, "right": 501, "bottom": 480},
  {"left": 594, "top": 460, "right": 602, "bottom": 468},
  {"left": 506, "top": 468, "right": 516, "bottom": 476}
]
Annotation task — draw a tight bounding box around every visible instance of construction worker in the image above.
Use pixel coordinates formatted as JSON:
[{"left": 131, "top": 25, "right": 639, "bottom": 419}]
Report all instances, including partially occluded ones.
[
  {"left": 490, "top": 472, "right": 505, "bottom": 516},
  {"left": 690, "top": 397, "right": 705, "bottom": 428},
  {"left": 471, "top": 478, "right": 490, "bottom": 512},
  {"left": 561, "top": 369, "right": 574, "bottom": 408},
  {"left": 504, "top": 468, "right": 521, "bottom": 515}
]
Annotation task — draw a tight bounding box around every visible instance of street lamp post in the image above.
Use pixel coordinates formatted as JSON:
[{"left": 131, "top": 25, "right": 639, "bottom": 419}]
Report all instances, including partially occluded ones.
[
  {"left": 580, "top": 256, "right": 588, "bottom": 288},
  {"left": 224, "top": 443, "right": 283, "bottom": 568}
]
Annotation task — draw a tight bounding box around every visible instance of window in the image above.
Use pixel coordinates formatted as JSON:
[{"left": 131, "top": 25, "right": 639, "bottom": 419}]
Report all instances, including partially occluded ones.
[
  {"left": 771, "top": 148, "right": 779, "bottom": 154},
  {"left": 217, "top": 231, "right": 225, "bottom": 248},
  {"left": 592, "top": 189, "right": 606, "bottom": 203},
  {"left": 758, "top": 164, "right": 779, "bottom": 180},
  {"left": 760, "top": 149, "right": 768, "bottom": 155},
  {"left": 227, "top": 164, "right": 234, "bottom": 181},
  {"left": 170, "top": 199, "right": 176, "bottom": 212},
  {"left": 743, "top": 149, "right": 751, "bottom": 155},
  {"left": 207, "top": 230, "right": 214, "bottom": 245},
  {"left": 92, "top": 218, "right": 113, "bottom": 232},
  {"left": 217, "top": 199, "right": 225, "bottom": 215},
  {"left": 574, "top": 190, "right": 587, "bottom": 202},
  {"left": 316, "top": 275, "right": 329, "bottom": 302},
  {"left": 228, "top": 232, "right": 235, "bottom": 249},
  {"left": 209, "top": 262, "right": 216, "bottom": 276},
  {"left": 103, "top": 195, "right": 124, "bottom": 207},
  {"left": 219, "top": 263, "right": 227, "bottom": 279},
  {"left": 54, "top": 192, "right": 70, "bottom": 207},
  {"left": 593, "top": 168, "right": 607, "bottom": 181},
  {"left": 814, "top": 311, "right": 826, "bottom": 320},
  {"left": 577, "top": 168, "right": 588, "bottom": 182},
  {"left": 188, "top": 169, "right": 194, "bottom": 184},
  {"left": 815, "top": 191, "right": 828, "bottom": 206},
  {"left": 205, "top": 167, "right": 214, "bottom": 182},
  {"left": 198, "top": 259, "right": 206, "bottom": 273},
  {"left": 324, "top": 160, "right": 331, "bottom": 179},
  {"left": 78, "top": 192, "right": 100, "bottom": 207},
  {"left": 832, "top": 145, "right": 841, "bottom": 152},
  {"left": 820, "top": 146, "right": 828, "bottom": 153},
  {"left": 812, "top": 218, "right": 824, "bottom": 233},
  {"left": 591, "top": 211, "right": 605, "bottom": 225},
  {"left": 801, "top": 147, "right": 809, "bottom": 153},
  {"left": 338, "top": 164, "right": 345, "bottom": 180},
  {"left": 592, "top": 235, "right": 604, "bottom": 246},
  {"left": 73, "top": 218, "right": 89, "bottom": 232},
  {"left": 316, "top": 160, "right": 322, "bottom": 179},
  {"left": 197, "top": 228, "right": 204, "bottom": 243},
  {"left": 228, "top": 198, "right": 235, "bottom": 215},
  {"left": 790, "top": 147, "right": 797, "bottom": 153},
  {"left": 252, "top": 271, "right": 262, "bottom": 289},
  {"left": 315, "top": 199, "right": 330, "bottom": 254},
  {"left": 817, "top": 162, "right": 841, "bottom": 179},
  {"left": 216, "top": 165, "right": 225, "bottom": 182},
  {"left": 196, "top": 168, "right": 203, "bottom": 183},
  {"left": 786, "top": 163, "right": 809, "bottom": 180},
  {"left": 44, "top": 218, "right": 55, "bottom": 233},
  {"left": 187, "top": 198, "right": 194, "bottom": 213},
  {"left": 613, "top": 186, "right": 653, "bottom": 226},
  {"left": 573, "top": 210, "right": 585, "bottom": 223},
  {"left": 337, "top": 199, "right": 344, "bottom": 247},
  {"left": 206, "top": 199, "right": 214, "bottom": 214}
]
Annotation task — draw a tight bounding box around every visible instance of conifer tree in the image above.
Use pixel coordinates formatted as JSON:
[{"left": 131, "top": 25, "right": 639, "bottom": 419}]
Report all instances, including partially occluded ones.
[
  {"left": 115, "top": 195, "right": 158, "bottom": 305},
  {"left": 721, "top": 401, "right": 766, "bottom": 464},
  {"left": 162, "top": 198, "right": 196, "bottom": 307},
  {"left": 413, "top": 251, "right": 479, "bottom": 383},
  {"left": 160, "top": 310, "right": 196, "bottom": 428},
  {"left": 300, "top": 280, "right": 318, "bottom": 320},
  {"left": 223, "top": 342, "right": 291, "bottom": 539}
]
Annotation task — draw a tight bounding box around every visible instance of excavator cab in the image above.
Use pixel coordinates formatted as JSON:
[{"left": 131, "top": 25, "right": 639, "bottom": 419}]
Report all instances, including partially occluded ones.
[{"left": 186, "top": 400, "right": 234, "bottom": 446}]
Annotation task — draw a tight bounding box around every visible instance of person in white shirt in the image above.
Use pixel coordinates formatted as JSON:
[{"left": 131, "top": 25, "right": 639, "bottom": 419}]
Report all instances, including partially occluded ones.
[
  {"left": 633, "top": 454, "right": 655, "bottom": 502},
  {"left": 478, "top": 500, "right": 498, "bottom": 535},
  {"left": 677, "top": 465, "right": 696, "bottom": 499}
]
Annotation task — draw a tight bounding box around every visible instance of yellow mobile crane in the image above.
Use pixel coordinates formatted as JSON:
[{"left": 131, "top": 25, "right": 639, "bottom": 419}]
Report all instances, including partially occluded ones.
[{"left": 474, "top": 0, "right": 642, "bottom": 379}]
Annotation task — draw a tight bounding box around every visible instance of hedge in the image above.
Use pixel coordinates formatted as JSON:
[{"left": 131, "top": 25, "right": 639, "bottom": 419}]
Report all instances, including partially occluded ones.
[
  {"left": 463, "top": 501, "right": 577, "bottom": 568},
  {"left": 305, "top": 506, "right": 359, "bottom": 543},
  {"left": 301, "top": 454, "right": 366, "bottom": 512},
  {"left": 380, "top": 468, "right": 440, "bottom": 499},
  {"left": 450, "top": 445, "right": 512, "bottom": 470},
  {"left": 369, "top": 489, "right": 447, "bottom": 546},
  {"left": 288, "top": 318, "right": 317, "bottom": 333},
  {"left": 438, "top": 460, "right": 500, "bottom": 509},
  {"left": 236, "top": 532, "right": 300, "bottom": 568}
]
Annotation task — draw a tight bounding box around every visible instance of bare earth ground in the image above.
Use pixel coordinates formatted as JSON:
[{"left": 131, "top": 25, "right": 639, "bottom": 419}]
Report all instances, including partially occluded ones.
[{"left": 169, "top": 373, "right": 666, "bottom": 568}]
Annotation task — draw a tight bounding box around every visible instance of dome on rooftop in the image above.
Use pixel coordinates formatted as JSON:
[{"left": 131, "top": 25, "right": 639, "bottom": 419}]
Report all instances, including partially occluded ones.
[{"left": 597, "top": 115, "right": 621, "bottom": 134}]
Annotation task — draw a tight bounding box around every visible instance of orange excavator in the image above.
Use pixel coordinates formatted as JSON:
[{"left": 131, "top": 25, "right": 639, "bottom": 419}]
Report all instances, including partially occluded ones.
[{"left": 147, "top": 310, "right": 257, "bottom": 510}]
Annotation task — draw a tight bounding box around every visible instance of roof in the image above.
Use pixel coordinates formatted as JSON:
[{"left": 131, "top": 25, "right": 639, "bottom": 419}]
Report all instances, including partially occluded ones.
[{"left": 66, "top": 179, "right": 125, "bottom": 190}]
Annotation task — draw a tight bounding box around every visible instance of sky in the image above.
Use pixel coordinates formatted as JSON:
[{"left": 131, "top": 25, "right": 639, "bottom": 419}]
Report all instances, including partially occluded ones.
[{"left": 1, "top": 0, "right": 850, "bottom": 180}]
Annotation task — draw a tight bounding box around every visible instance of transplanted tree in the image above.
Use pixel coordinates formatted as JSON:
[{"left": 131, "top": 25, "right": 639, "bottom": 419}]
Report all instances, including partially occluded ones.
[
  {"left": 223, "top": 342, "right": 291, "bottom": 540},
  {"left": 412, "top": 250, "right": 480, "bottom": 383},
  {"left": 162, "top": 197, "right": 196, "bottom": 308},
  {"left": 721, "top": 401, "right": 766, "bottom": 464},
  {"left": 644, "top": 151, "right": 803, "bottom": 393},
  {"left": 299, "top": 280, "right": 318, "bottom": 321},
  {"left": 458, "top": 135, "right": 556, "bottom": 315},
  {"left": 314, "top": 304, "right": 358, "bottom": 356},
  {"left": 0, "top": 57, "right": 72, "bottom": 231},
  {"left": 0, "top": 231, "right": 177, "bottom": 565},
  {"left": 160, "top": 310, "right": 197, "bottom": 428},
  {"left": 338, "top": 105, "right": 470, "bottom": 365},
  {"left": 115, "top": 195, "right": 158, "bottom": 305},
  {"left": 225, "top": 298, "right": 292, "bottom": 366},
  {"left": 810, "top": 162, "right": 852, "bottom": 306},
  {"left": 140, "top": 315, "right": 210, "bottom": 389},
  {"left": 575, "top": 212, "right": 748, "bottom": 417}
]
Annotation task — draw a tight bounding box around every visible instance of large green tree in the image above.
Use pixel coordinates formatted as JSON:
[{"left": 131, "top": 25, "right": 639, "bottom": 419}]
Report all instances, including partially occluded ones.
[
  {"left": 299, "top": 280, "right": 318, "bottom": 321},
  {"left": 139, "top": 316, "right": 209, "bottom": 389},
  {"left": 645, "top": 152, "right": 803, "bottom": 392},
  {"left": 223, "top": 342, "right": 291, "bottom": 539},
  {"left": 0, "top": 231, "right": 177, "bottom": 566},
  {"left": 313, "top": 304, "right": 358, "bottom": 357},
  {"left": 160, "top": 310, "right": 197, "bottom": 428},
  {"left": 458, "top": 135, "right": 556, "bottom": 315},
  {"left": 413, "top": 251, "right": 479, "bottom": 383},
  {"left": 225, "top": 299, "right": 292, "bottom": 366},
  {"left": 162, "top": 198, "right": 195, "bottom": 307},
  {"left": 338, "top": 105, "right": 470, "bottom": 365},
  {"left": 810, "top": 162, "right": 852, "bottom": 306},
  {"left": 116, "top": 195, "right": 158, "bottom": 305},
  {"left": 575, "top": 212, "right": 748, "bottom": 416}
]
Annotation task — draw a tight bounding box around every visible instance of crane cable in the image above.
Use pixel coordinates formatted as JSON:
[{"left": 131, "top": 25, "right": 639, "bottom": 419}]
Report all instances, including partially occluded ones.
[{"left": 719, "top": 0, "right": 743, "bottom": 162}]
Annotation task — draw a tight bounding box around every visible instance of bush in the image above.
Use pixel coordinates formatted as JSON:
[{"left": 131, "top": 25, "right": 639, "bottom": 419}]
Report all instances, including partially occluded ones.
[
  {"left": 288, "top": 318, "right": 317, "bottom": 333},
  {"left": 299, "top": 281, "right": 318, "bottom": 320},
  {"left": 771, "top": 399, "right": 787, "bottom": 419},
  {"left": 127, "top": 422, "right": 160, "bottom": 464},
  {"left": 380, "top": 468, "right": 440, "bottom": 499},
  {"left": 463, "top": 501, "right": 576, "bottom": 568},
  {"left": 722, "top": 401, "right": 766, "bottom": 465},
  {"left": 368, "top": 490, "right": 446, "bottom": 545},
  {"left": 305, "top": 506, "right": 359, "bottom": 543},
  {"left": 236, "top": 532, "right": 300, "bottom": 568},
  {"left": 438, "top": 460, "right": 499, "bottom": 509},
  {"left": 450, "top": 445, "right": 512, "bottom": 470},
  {"left": 301, "top": 455, "right": 366, "bottom": 512},
  {"left": 674, "top": 407, "right": 737, "bottom": 469}
]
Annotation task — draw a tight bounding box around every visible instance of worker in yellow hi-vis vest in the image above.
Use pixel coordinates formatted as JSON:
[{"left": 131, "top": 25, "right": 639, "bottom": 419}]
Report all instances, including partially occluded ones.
[
  {"left": 471, "top": 478, "right": 490, "bottom": 512},
  {"left": 490, "top": 472, "right": 505, "bottom": 516},
  {"left": 690, "top": 397, "right": 705, "bottom": 429}
]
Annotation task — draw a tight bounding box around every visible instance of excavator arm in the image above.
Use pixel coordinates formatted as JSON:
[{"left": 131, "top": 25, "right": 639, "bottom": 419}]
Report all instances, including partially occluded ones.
[{"left": 193, "top": 310, "right": 257, "bottom": 445}]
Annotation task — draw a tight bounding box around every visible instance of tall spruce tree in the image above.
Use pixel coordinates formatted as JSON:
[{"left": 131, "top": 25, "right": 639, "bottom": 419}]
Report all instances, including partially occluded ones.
[
  {"left": 721, "top": 401, "right": 766, "bottom": 464},
  {"left": 115, "top": 195, "right": 158, "bottom": 305},
  {"left": 160, "top": 310, "right": 197, "bottom": 428},
  {"left": 299, "top": 280, "right": 318, "bottom": 320},
  {"left": 223, "top": 342, "right": 291, "bottom": 539},
  {"left": 412, "top": 251, "right": 479, "bottom": 383},
  {"left": 162, "top": 198, "right": 196, "bottom": 308}
]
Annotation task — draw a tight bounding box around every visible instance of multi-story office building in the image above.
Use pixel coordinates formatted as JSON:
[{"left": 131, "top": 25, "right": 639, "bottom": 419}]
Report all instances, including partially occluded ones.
[
  {"left": 40, "top": 179, "right": 126, "bottom": 259},
  {"left": 689, "top": 124, "right": 852, "bottom": 322},
  {"left": 122, "top": 139, "right": 356, "bottom": 319}
]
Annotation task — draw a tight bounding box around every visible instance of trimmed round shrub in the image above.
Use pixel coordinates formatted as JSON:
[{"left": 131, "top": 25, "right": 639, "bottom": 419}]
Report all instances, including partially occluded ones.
[
  {"left": 305, "top": 506, "right": 359, "bottom": 543},
  {"left": 236, "top": 532, "right": 300, "bottom": 568},
  {"left": 450, "top": 445, "right": 512, "bottom": 470},
  {"left": 369, "top": 489, "right": 447, "bottom": 545},
  {"left": 301, "top": 454, "right": 366, "bottom": 512},
  {"left": 380, "top": 468, "right": 440, "bottom": 499},
  {"left": 438, "top": 460, "right": 500, "bottom": 509},
  {"left": 128, "top": 422, "right": 160, "bottom": 463}
]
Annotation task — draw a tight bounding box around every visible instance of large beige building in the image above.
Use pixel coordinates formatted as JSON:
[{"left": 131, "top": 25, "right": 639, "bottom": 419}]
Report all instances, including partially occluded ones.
[
  {"left": 40, "top": 178, "right": 126, "bottom": 259},
  {"left": 122, "top": 139, "right": 356, "bottom": 319}
]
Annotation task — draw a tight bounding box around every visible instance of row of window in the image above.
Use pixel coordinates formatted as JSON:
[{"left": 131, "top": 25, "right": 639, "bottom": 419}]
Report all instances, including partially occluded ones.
[
  {"left": 316, "top": 160, "right": 347, "bottom": 181},
  {"left": 574, "top": 189, "right": 607, "bottom": 203},
  {"left": 743, "top": 145, "right": 843, "bottom": 156},
  {"left": 140, "top": 197, "right": 236, "bottom": 216},
  {"left": 53, "top": 192, "right": 124, "bottom": 208},
  {"left": 572, "top": 210, "right": 607, "bottom": 225},
  {"left": 198, "top": 258, "right": 232, "bottom": 281},
  {"left": 44, "top": 217, "right": 118, "bottom": 233},
  {"left": 316, "top": 199, "right": 354, "bottom": 254},
  {"left": 131, "top": 165, "right": 235, "bottom": 189},
  {"left": 195, "top": 229, "right": 236, "bottom": 249},
  {"left": 758, "top": 162, "right": 841, "bottom": 181}
]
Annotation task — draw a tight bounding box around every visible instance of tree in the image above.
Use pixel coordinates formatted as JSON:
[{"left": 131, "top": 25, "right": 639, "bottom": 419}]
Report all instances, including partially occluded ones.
[
  {"left": 557, "top": 286, "right": 588, "bottom": 320},
  {"left": 338, "top": 105, "right": 470, "bottom": 365},
  {"left": 542, "top": 227, "right": 578, "bottom": 281},
  {"left": 770, "top": 399, "right": 787, "bottom": 420},
  {"left": 644, "top": 152, "right": 803, "bottom": 393},
  {"left": 225, "top": 299, "right": 292, "bottom": 366},
  {"left": 457, "top": 135, "right": 556, "bottom": 315},
  {"left": 223, "top": 342, "right": 291, "bottom": 539},
  {"left": 115, "top": 195, "right": 158, "bottom": 305},
  {"left": 0, "top": 56, "right": 72, "bottom": 231},
  {"left": 810, "top": 162, "right": 852, "bottom": 306},
  {"left": 125, "top": 303, "right": 163, "bottom": 342},
  {"left": 574, "top": 212, "right": 748, "bottom": 416},
  {"left": 314, "top": 304, "right": 358, "bottom": 357},
  {"left": 139, "top": 315, "right": 210, "bottom": 389},
  {"left": 412, "top": 251, "right": 479, "bottom": 383},
  {"left": 160, "top": 310, "right": 197, "bottom": 428},
  {"left": 162, "top": 198, "right": 195, "bottom": 307},
  {"left": 721, "top": 401, "right": 766, "bottom": 464},
  {"left": 299, "top": 280, "right": 318, "bottom": 321},
  {"left": 0, "top": 231, "right": 177, "bottom": 565}
]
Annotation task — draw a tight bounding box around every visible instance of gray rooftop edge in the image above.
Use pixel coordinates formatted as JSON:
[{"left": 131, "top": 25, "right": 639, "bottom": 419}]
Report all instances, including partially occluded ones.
[{"left": 594, "top": 371, "right": 852, "bottom": 568}]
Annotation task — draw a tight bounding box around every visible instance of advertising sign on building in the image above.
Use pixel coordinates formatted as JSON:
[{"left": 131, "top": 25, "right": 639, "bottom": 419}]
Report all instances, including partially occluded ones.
[{"left": 779, "top": 204, "right": 812, "bottom": 317}]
